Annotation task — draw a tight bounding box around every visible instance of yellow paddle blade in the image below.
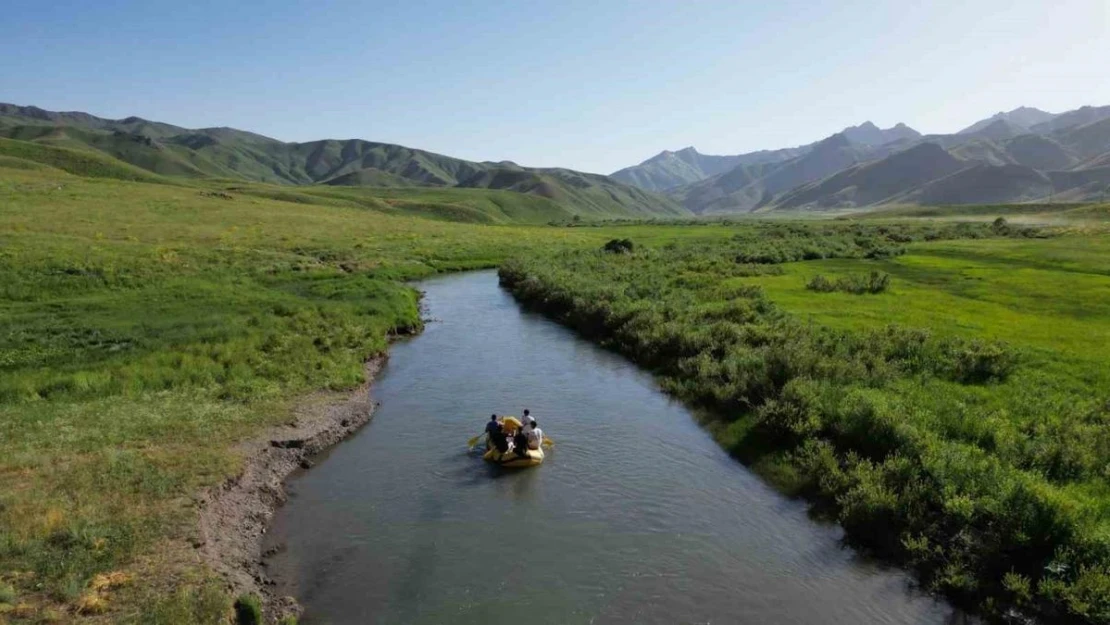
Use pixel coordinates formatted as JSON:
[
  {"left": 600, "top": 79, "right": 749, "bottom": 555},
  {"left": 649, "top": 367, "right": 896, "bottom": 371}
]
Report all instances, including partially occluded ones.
[
  {"left": 467, "top": 433, "right": 484, "bottom": 449},
  {"left": 542, "top": 437, "right": 554, "bottom": 447}
]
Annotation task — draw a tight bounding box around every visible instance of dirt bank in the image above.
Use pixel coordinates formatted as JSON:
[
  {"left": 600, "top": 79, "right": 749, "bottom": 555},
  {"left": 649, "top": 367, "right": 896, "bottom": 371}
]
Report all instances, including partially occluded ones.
[{"left": 194, "top": 355, "right": 386, "bottom": 623}]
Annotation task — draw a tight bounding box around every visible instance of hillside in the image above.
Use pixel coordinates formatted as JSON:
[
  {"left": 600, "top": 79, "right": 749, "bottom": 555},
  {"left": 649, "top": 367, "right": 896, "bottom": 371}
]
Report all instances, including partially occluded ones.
[
  {"left": 1030, "top": 104, "right": 1110, "bottom": 134},
  {"left": 958, "top": 106, "right": 1056, "bottom": 134},
  {"left": 676, "top": 132, "right": 904, "bottom": 213},
  {"left": 607, "top": 102, "right": 1110, "bottom": 214},
  {"left": 912, "top": 163, "right": 1054, "bottom": 205},
  {"left": 775, "top": 142, "right": 966, "bottom": 209},
  {"left": 0, "top": 103, "right": 686, "bottom": 220},
  {"left": 610, "top": 122, "right": 914, "bottom": 193}
]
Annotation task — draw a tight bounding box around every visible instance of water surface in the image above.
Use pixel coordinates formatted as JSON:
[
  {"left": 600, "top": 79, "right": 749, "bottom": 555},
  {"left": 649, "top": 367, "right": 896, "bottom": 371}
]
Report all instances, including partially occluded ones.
[{"left": 266, "top": 270, "right": 965, "bottom": 624}]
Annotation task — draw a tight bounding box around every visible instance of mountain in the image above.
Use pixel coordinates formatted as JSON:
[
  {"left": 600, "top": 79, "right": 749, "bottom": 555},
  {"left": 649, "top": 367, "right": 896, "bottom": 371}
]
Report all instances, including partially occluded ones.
[
  {"left": 609, "top": 145, "right": 804, "bottom": 192},
  {"left": 609, "top": 121, "right": 916, "bottom": 193},
  {"left": 1001, "top": 134, "right": 1078, "bottom": 170},
  {"left": 656, "top": 102, "right": 1110, "bottom": 213},
  {"left": 775, "top": 142, "right": 966, "bottom": 209},
  {"left": 966, "top": 119, "right": 1025, "bottom": 142},
  {"left": 1056, "top": 117, "right": 1110, "bottom": 159},
  {"left": 674, "top": 131, "right": 906, "bottom": 213},
  {"left": 959, "top": 107, "right": 1056, "bottom": 134},
  {"left": 946, "top": 139, "right": 1014, "bottom": 166},
  {"left": 609, "top": 147, "right": 743, "bottom": 192},
  {"left": 1030, "top": 105, "right": 1110, "bottom": 134},
  {"left": 841, "top": 121, "right": 921, "bottom": 146},
  {"left": 912, "top": 163, "right": 1054, "bottom": 205},
  {"left": 0, "top": 103, "right": 686, "bottom": 220}
]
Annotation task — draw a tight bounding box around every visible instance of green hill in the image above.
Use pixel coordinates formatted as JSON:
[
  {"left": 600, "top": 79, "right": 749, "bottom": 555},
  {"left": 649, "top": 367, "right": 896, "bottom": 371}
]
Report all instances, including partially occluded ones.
[
  {"left": 0, "top": 103, "right": 687, "bottom": 221},
  {"left": 0, "top": 137, "right": 170, "bottom": 183}
]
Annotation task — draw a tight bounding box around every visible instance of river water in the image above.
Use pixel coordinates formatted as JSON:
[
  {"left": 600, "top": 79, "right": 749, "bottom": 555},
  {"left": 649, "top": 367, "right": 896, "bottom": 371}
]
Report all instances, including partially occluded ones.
[{"left": 265, "top": 270, "right": 965, "bottom": 625}]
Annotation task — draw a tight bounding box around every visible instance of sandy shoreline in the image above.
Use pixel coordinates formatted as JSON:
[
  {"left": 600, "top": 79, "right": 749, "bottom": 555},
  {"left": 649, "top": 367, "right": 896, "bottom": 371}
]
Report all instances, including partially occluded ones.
[{"left": 194, "top": 354, "right": 387, "bottom": 623}]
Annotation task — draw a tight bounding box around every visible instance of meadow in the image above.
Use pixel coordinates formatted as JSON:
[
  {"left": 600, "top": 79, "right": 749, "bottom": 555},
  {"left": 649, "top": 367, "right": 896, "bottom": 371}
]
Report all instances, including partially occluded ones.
[{"left": 499, "top": 219, "right": 1110, "bottom": 624}]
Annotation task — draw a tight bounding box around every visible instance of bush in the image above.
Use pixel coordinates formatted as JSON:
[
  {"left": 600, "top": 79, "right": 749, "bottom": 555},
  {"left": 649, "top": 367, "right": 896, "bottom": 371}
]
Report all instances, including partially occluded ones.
[
  {"left": 948, "top": 340, "right": 1018, "bottom": 384},
  {"left": 806, "top": 274, "right": 836, "bottom": 292},
  {"left": 234, "top": 594, "right": 262, "bottom": 625},
  {"left": 806, "top": 271, "right": 890, "bottom": 294},
  {"left": 602, "top": 238, "right": 634, "bottom": 254},
  {"left": 753, "top": 378, "right": 824, "bottom": 442}
]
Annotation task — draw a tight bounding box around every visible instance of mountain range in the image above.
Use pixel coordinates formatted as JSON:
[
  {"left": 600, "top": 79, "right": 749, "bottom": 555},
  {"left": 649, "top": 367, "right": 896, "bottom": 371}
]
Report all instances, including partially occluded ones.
[
  {"left": 0, "top": 103, "right": 685, "bottom": 220},
  {"left": 613, "top": 105, "right": 1110, "bottom": 213},
  {"left": 4, "top": 101, "right": 1110, "bottom": 219}
]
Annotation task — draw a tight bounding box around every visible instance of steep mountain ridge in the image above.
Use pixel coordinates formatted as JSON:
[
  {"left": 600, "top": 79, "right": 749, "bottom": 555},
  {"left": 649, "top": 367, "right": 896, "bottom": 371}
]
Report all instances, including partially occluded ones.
[
  {"left": 624, "top": 102, "right": 1110, "bottom": 213},
  {"left": 958, "top": 106, "right": 1056, "bottom": 134},
  {"left": 775, "top": 142, "right": 967, "bottom": 209},
  {"left": 610, "top": 122, "right": 914, "bottom": 192}
]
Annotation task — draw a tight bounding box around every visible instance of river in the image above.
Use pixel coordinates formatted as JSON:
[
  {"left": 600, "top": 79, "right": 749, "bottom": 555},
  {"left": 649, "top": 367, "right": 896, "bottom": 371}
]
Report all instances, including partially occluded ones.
[{"left": 265, "top": 270, "right": 966, "bottom": 624}]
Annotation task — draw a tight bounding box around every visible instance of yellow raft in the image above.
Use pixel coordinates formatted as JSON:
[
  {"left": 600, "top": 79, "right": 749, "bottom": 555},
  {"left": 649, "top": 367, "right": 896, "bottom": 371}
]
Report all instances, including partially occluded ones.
[
  {"left": 483, "top": 416, "right": 545, "bottom": 468},
  {"left": 483, "top": 445, "right": 544, "bottom": 468}
]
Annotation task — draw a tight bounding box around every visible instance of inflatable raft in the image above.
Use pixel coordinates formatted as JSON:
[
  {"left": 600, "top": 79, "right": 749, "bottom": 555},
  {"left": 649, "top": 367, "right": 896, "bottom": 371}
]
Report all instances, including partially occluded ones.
[
  {"left": 483, "top": 415, "right": 545, "bottom": 468},
  {"left": 483, "top": 445, "right": 545, "bottom": 468}
]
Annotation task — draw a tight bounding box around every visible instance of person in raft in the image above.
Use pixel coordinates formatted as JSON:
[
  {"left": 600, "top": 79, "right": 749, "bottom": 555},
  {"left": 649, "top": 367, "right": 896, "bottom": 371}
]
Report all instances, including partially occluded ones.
[
  {"left": 520, "top": 409, "right": 536, "bottom": 437},
  {"left": 526, "top": 419, "right": 544, "bottom": 450},
  {"left": 487, "top": 414, "right": 509, "bottom": 453},
  {"left": 512, "top": 425, "right": 530, "bottom": 458}
]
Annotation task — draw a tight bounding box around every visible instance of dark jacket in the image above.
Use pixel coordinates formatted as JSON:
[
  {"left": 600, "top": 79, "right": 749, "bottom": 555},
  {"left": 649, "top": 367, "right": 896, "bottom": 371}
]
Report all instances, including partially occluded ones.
[{"left": 513, "top": 431, "right": 529, "bottom": 457}]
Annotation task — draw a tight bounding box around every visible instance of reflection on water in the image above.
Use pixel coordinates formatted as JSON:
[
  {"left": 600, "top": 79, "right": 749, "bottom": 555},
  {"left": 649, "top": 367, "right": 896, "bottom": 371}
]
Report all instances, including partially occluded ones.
[{"left": 266, "top": 271, "right": 966, "bottom": 625}]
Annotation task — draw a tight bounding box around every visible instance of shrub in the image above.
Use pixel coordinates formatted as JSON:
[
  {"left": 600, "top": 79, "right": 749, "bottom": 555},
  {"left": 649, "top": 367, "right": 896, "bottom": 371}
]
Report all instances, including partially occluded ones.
[
  {"left": 806, "top": 271, "right": 890, "bottom": 294},
  {"left": 806, "top": 274, "right": 836, "bottom": 292},
  {"left": 753, "top": 378, "right": 824, "bottom": 443},
  {"left": 602, "top": 238, "right": 634, "bottom": 254},
  {"left": 948, "top": 340, "right": 1018, "bottom": 384},
  {"left": 234, "top": 594, "right": 262, "bottom": 625}
]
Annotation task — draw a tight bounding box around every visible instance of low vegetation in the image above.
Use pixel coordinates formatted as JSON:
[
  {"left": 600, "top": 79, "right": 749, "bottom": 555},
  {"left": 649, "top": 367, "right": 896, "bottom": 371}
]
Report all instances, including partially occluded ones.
[
  {"left": 500, "top": 221, "right": 1110, "bottom": 624},
  {"left": 806, "top": 271, "right": 890, "bottom": 294}
]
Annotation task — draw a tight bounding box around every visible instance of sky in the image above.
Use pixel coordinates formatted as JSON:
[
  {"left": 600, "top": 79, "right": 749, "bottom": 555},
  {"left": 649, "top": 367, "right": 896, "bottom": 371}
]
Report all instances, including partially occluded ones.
[{"left": 2, "top": 0, "right": 1109, "bottom": 174}]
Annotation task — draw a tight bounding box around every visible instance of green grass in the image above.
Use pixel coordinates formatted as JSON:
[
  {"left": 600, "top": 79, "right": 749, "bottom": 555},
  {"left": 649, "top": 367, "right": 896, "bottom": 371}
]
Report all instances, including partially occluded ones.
[
  {"left": 499, "top": 221, "right": 1110, "bottom": 624},
  {"left": 0, "top": 137, "right": 171, "bottom": 184},
  {"left": 748, "top": 236, "right": 1110, "bottom": 376},
  {"left": 847, "top": 202, "right": 1110, "bottom": 224}
]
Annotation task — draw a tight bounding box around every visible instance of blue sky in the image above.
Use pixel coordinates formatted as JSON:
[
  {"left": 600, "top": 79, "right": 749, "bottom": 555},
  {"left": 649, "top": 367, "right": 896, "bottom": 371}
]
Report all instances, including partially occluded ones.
[{"left": 2, "top": 0, "right": 1108, "bottom": 173}]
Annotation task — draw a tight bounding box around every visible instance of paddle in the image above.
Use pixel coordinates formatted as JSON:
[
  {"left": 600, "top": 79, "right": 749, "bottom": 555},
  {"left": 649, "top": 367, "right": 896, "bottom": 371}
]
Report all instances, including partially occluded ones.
[{"left": 542, "top": 436, "right": 554, "bottom": 447}]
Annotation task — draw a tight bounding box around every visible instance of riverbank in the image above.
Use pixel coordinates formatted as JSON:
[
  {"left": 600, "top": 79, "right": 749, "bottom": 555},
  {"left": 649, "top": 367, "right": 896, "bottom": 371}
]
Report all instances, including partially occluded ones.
[
  {"left": 195, "top": 355, "right": 386, "bottom": 624},
  {"left": 498, "top": 222, "right": 1110, "bottom": 624}
]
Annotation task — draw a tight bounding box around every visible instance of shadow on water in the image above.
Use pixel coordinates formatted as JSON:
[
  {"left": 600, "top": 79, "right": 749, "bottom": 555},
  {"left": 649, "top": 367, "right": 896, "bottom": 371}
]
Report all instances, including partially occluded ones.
[{"left": 265, "top": 270, "right": 971, "bottom": 625}]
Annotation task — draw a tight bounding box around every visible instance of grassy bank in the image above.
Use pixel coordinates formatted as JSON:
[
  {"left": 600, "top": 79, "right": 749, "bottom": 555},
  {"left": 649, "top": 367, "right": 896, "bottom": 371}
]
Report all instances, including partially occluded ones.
[
  {"left": 499, "top": 221, "right": 1110, "bottom": 624},
  {"left": 0, "top": 163, "right": 640, "bottom": 623}
]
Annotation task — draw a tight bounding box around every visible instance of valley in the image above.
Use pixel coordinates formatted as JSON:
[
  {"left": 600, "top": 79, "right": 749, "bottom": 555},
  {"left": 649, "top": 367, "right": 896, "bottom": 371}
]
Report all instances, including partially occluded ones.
[{"left": 1, "top": 103, "right": 1109, "bottom": 624}]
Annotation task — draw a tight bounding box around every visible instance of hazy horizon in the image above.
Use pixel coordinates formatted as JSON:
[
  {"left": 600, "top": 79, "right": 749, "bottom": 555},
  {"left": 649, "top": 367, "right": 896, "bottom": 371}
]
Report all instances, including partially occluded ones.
[{"left": 3, "top": 0, "right": 1108, "bottom": 173}]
